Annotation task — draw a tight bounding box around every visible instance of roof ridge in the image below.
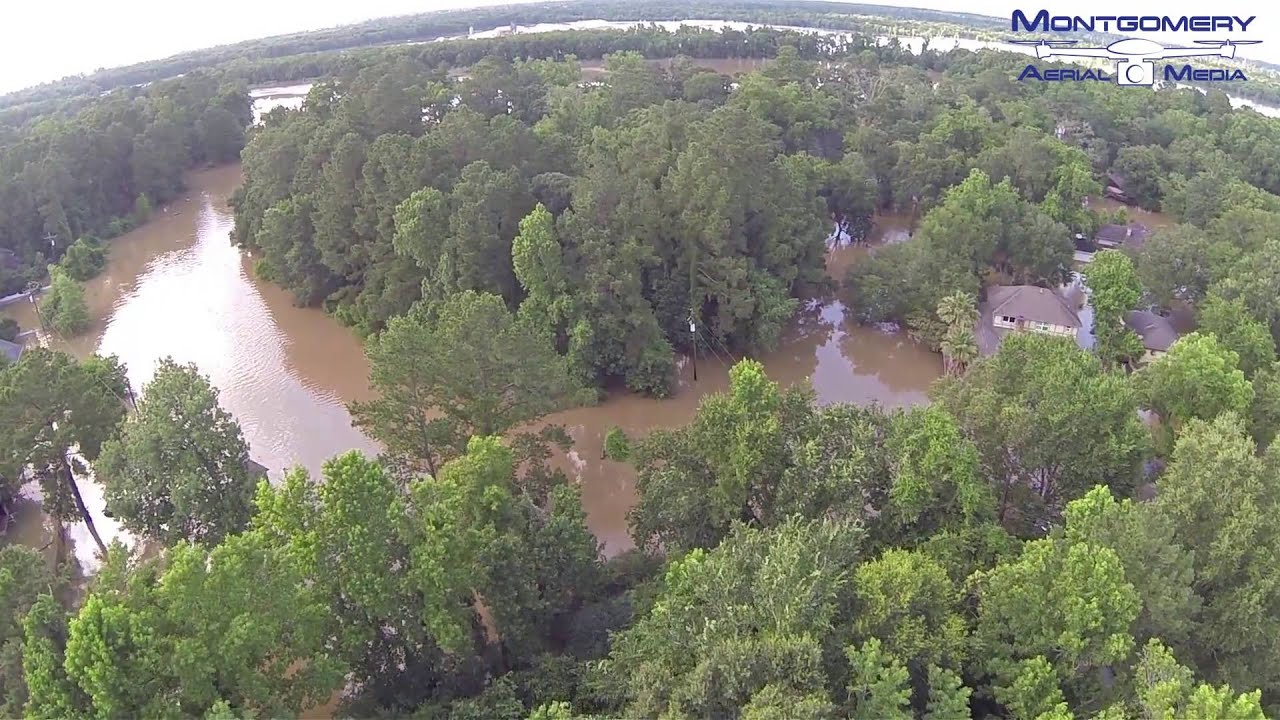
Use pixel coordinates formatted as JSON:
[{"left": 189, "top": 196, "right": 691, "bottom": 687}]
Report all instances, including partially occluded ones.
[{"left": 988, "top": 284, "right": 1080, "bottom": 327}]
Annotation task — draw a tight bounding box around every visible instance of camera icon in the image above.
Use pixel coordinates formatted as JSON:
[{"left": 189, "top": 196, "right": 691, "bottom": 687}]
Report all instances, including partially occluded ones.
[{"left": 1116, "top": 60, "right": 1156, "bottom": 86}]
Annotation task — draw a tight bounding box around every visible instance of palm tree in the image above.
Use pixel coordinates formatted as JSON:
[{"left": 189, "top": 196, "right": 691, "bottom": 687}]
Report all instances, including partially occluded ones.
[
  {"left": 941, "top": 326, "right": 978, "bottom": 376},
  {"left": 936, "top": 291, "right": 978, "bottom": 331},
  {"left": 936, "top": 292, "right": 979, "bottom": 375}
]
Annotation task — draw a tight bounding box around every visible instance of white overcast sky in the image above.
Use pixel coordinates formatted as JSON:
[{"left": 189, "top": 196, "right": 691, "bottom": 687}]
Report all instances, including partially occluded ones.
[{"left": 0, "top": 0, "right": 1272, "bottom": 93}]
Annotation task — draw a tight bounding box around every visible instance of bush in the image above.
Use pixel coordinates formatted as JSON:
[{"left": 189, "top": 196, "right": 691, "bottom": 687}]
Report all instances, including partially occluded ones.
[
  {"left": 602, "top": 427, "right": 630, "bottom": 461},
  {"left": 42, "top": 267, "right": 90, "bottom": 336},
  {"left": 253, "top": 257, "right": 276, "bottom": 282},
  {"left": 59, "top": 237, "right": 106, "bottom": 281},
  {"left": 133, "top": 194, "right": 154, "bottom": 225}
]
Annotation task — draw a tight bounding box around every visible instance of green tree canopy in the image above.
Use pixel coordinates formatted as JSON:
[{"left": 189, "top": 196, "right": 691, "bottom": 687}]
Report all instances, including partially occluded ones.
[
  {"left": 0, "top": 546, "right": 62, "bottom": 716},
  {"left": 0, "top": 349, "right": 127, "bottom": 554},
  {"left": 1197, "top": 292, "right": 1277, "bottom": 378},
  {"left": 349, "top": 290, "right": 591, "bottom": 476},
  {"left": 629, "top": 359, "right": 883, "bottom": 553},
  {"left": 26, "top": 534, "right": 343, "bottom": 718},
  {"left": 1150, "top": 413, "right": 1280, "bottom": 701},
  {"left": 40, "top": 268, "right": 90, "bottom": 337},
  {"left": 935, "top": 333, "right": 1146, "bottom": 534},
  {"left": 1132, "top": 639, "right": 1266, "bottom": 720},
  {"left": 253, "top": 443, "right": 602, "bottom": 716},
  {"left": 1083, "top": 250, "right": 1144, "bottom": 367},
  {"left": 58, "top": 237, "right": 106, "bottom": 282},
  {"left": 602, "top": 517, "right": 862, "bottom": 718},
  {"left": 96, "top": 358, "right": 257, "bottom": 546},
  {"left": 1137, "top": 332, "right": 1253, "bottom": 430}
]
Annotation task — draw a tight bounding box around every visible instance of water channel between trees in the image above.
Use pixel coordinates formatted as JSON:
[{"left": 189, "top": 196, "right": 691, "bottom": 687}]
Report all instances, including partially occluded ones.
[
  {"left": 5, "top": 33, "right": 1193, "bottom": 568},
  {"left": 2, "top": 162, "right": 943, "bottom": 564}
]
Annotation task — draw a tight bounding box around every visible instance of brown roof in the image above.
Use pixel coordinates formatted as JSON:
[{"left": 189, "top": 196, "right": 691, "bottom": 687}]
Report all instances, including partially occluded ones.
[
  {"left": 1124, "top": 310, "right": 1179, "bottom": 352},
  {"left": 985, "top": 285, "right": 1082, "bottom": 329}
]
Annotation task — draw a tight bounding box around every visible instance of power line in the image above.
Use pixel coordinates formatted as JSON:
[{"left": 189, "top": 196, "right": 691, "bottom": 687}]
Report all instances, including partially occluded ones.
[{"left": 696, "top": 327, "right": 730, "bottom": 367}]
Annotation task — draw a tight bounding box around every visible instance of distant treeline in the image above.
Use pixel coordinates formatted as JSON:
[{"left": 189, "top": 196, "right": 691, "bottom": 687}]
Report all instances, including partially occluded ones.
[
  {"left": 6, "top": 0, "right": 1280, "bottom": 120},
  {"left": 0, "top": 0, "right": 1002, "bottom": 111}
]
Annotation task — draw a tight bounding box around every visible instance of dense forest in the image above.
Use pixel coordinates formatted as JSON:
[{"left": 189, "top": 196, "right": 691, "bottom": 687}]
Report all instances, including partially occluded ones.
[
  {"left": 6, "top": 2, "right": 1280, "bottom": 719},
  {"left": 0, "top": 73, "right": 251, "bottom": 296},
  {"left": 2, "top": 341, "right": 1278, "bottom": 719},
  {"left": 230, "top": 24, "right": 1280, "bottom": 394},
  {"left": 233, "top": 40, "right": 881, "bottom": 394}
]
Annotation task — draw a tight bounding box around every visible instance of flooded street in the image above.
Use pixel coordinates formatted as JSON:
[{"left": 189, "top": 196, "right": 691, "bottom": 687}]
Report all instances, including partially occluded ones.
[{"left": 3, "top": 165, "right": 940, "bottom": 560}]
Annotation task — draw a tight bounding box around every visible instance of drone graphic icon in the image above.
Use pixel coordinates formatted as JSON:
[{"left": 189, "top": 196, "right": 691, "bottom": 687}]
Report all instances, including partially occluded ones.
[{"left": 1006, "top": 37, "right": 1261, "bottom": 85}]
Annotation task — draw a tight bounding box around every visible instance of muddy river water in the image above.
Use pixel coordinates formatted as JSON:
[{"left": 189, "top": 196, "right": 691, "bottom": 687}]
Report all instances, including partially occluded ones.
[
  {"left": 5, "top": 61, "right": 1185, "bottom": 563},
  {"left": 4, "top": 164, "right": 943, "bottom": 562}
]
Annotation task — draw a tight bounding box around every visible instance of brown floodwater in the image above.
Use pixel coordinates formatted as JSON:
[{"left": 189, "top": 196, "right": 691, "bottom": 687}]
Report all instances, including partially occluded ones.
[
  {"left": 824, "top": 214, "right": 914, "bottom": 280},
  {"left": 3, "top": 164, "right": 941, "bottom": 563}
]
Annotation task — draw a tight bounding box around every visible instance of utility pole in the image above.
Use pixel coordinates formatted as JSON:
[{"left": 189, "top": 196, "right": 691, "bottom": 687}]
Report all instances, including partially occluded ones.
[
  {"left": 124, "top": 378, "right": 138, "bottom": 412},
  {"left": 688, "top": 237, "right": 698, "bottom": 383},
  {"left": 28, "top": 292, "right": 46, "bottom": 333},
  {"left": 689, "top": 314, "right": 698, "bottom": 382}
]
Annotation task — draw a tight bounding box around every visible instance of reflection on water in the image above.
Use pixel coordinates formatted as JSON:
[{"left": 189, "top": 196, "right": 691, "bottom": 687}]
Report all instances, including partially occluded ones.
[
  {"left": 543, "top": 293, "right": 939, "bottom": 555},
  {"left": 825, "top": 214, "right": 913, "bottom": 280},
  {"left": 252, "top": 88, "right": 308, "bottom": 124},
  {"left": 3, "top": 165, "right": 378, "bottom": 569},
  {"left": 2, "top": 164, "right": 941, "bottom": 564}
]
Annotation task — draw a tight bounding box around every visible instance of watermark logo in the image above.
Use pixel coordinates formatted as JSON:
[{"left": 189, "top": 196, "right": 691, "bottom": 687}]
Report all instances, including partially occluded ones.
[{"left": 1008, "top": 12, "right": 1258, "bottom": 85}]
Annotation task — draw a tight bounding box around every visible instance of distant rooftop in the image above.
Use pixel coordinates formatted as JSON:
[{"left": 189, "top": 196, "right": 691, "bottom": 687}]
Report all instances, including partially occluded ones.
[{"left": 245, "top": 458, "right": 269, "bottom": 478}]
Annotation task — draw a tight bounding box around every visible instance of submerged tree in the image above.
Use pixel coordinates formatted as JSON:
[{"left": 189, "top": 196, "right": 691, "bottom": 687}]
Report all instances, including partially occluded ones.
[
  {"left": 628, "top": 359, "right": 881, "bottom": 553},
  {"left": 40, "top": 268, "right": 90, "bottom": 338},
  {"left": 350, "top": 290, "right": 591, "bottom": 476}
]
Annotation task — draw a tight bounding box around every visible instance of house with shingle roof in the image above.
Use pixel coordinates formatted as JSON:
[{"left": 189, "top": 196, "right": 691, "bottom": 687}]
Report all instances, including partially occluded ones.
[
  {"left": 1124, "top": 310, "right": 1180, "bottom": 365},
  {"left": 1105, "top": 170, "right": 1133, "bottom": 205},
  {"left": 1094, "top": 224, "right": 1150, "bottom": 252},
  {"left": 977, "top": 285, "right": 1082, "bottom": 356}
]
